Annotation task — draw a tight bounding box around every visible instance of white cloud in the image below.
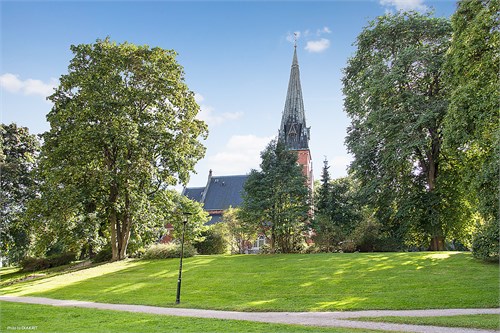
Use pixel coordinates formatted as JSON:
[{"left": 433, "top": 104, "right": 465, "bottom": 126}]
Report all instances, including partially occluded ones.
[
  {"left": 195, "top": 92, "right": 243, "bottom": 126},
  {"left": 379, "top": 0, "right": 428, "bottom": 12},
  {"left": 317, "top": 26, "right": 332, "bottom": 35},
  {"left": 0, "top": 73, "right": 57, "bottom": 97},
  {"left": 194, "top": 92, "right": 205, "bottom": 103},
  {"left": 305, "top": 38, "right": 331, "bottom": 53},
  {"left": 208, "top": 134, "right": 274, "bottom": 175}
]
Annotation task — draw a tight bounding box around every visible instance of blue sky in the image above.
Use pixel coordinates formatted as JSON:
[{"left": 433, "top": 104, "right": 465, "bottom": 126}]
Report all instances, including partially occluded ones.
[{"left": 1, "top": 0, "right": 456, "bottom": 188}]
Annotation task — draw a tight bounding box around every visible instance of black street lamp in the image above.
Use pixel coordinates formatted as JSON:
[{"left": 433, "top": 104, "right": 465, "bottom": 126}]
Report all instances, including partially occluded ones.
[{"left": 176, "top": 211, "right": 192, "bottom": 304}]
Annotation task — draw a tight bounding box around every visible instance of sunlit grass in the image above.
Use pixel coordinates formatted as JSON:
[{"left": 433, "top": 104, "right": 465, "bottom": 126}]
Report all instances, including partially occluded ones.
[
  {"left": 352, "top": 314, "right": 500, "bottom": 330},
  {"left": 1, "top": 252, "right": 498, "bottom": 312},
  {"left": 1, "top": 302, "right": 385, "bottom": 333}
]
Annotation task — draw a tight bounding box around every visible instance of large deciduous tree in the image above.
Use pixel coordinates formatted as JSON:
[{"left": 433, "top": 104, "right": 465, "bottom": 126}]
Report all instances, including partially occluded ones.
[
  {"left": 343, "top": 12, "right": 452, "bottom": 250},
  {"left": 0, "top": 124, "right": 40, "bottom": 263},
  {"left": 240, "top": 140, "right": 310, "bottom": 253},
  {"left": 444, "top": 0, "right": 499, "bottom": 260},
  {"left": 39, "top": 38, "right": 208, "bottom": 261},
  {"left": 444, "top": 0, "right": 499, "bottom": 223}
]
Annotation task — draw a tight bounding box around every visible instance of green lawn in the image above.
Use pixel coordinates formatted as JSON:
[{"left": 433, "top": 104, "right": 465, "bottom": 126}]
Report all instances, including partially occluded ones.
[
  {"left": 0, "top": 302, "right": 385, "bottom": 333},
  {"left": 353, "top": 314, "right": 500, "bottom": 330},
  {"left": 1, "top": 252, "right": 498, "bottom": 312}
]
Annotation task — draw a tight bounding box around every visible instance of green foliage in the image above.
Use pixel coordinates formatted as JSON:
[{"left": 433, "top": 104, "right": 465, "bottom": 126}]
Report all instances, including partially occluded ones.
[
  {"left": 313, "top": 160, "right": 363, "bottom": 252},
  {"left": 195, "top": 223, "right": 229, "bottom": 255},
  {"left": 34, "top": 38, "right": 208, "bottom": 261},
  {"left": 92, "top": 246, "right": 112, "bottom": 263},
  {"left": 472, "top": 219, "right": 500, "bottom": 263},
  {"left": 20, "top": 252, "right": 76, "bottom": 272},
  {"left": 443, "top": 0, "right": 499, "bottom": 228},
  {"left": 343, "top": 11, "right": 454, "bottom": 250},
  {"left": 142, "top": 243, "right": 196, "bottom": 260},
  {"left": 241, "top": 140, "right": 310, "bottom": 253},
  {"left": 0, "top": 123, "right": 40, "bottom": 264},
  {"left": 224, "top": 207, "right": 256, "bottom": 254}
]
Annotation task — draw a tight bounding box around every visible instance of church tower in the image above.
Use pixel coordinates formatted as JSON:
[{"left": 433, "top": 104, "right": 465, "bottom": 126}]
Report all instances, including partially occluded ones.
[{"left": 279, "top": 44, "right": 313, "bottom": 191}]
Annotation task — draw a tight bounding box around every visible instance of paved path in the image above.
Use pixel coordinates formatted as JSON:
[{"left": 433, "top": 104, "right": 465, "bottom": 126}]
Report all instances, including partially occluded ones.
[{"left": 1, "top": 296, "right": 499, "bottom": 333}]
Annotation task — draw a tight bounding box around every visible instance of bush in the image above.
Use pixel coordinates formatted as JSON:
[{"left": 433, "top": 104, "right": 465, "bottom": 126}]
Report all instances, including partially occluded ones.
[
  {"left": 472, "top": 219, "right": 499, "bottom": 263},
  {"left": 142, "top": 243, "right": 196, "bottom": 260},
  {"left": 21, "top": 252, "right": 76, "bottom": 272},
  {"left": 339, "top": 240, "right": 357, "bottom": 253},
  {"left": 194, "top": 224, "right": 229, "bottom": 255},
  {"left": 92, "top": 246, "right": 112, "bottom": 263}
]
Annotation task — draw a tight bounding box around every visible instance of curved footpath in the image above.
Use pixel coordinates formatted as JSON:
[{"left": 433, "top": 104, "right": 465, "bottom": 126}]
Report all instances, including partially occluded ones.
[{"left": 1, "top": 296, "right": 499, "bottom": 333}]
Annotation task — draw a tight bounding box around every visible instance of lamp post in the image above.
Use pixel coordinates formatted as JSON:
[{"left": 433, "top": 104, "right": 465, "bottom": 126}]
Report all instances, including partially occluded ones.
[{"left": 176, "top": 212, "right": 192, "bottom": 304}]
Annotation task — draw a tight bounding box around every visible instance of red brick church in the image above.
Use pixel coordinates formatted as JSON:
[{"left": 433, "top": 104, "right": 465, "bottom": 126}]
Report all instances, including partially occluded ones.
[{"left": 178, "top": 46, "right": 313, "bottom": 250}]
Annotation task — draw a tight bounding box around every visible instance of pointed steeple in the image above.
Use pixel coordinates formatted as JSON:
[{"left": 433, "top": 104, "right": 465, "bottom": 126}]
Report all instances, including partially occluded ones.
[{"left": 279, "top": 45, "right": 310, "bottom": 150}]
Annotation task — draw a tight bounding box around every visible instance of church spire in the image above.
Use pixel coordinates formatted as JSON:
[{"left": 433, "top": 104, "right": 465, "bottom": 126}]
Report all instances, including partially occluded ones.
[{"left": 279, "top": 44, "right": 310, "bottom": 150}]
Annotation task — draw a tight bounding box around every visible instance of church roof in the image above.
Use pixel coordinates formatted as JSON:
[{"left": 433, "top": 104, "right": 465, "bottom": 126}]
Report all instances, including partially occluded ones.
[
  {"left": 203, "top": 175, "right": 248, "bottom": 211},
  {"left": 182, "top": 172, "right": 248, "bottom": 225},
  {"left": 279, "top": 46, "right": 310, "bottom": 150},
  {"left": 183, "top": 187, "right": 204, "bottom": 202}
]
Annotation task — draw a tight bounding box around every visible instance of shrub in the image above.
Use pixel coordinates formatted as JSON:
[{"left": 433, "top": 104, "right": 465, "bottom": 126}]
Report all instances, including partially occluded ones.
[
  {"left": 20, "top": 252, "right": 76, "bottom": 272},
  {"left": 142, "top": 243, "right": 196, "bottom": 260},
  {"left": 194, "top": 224, "right": 229, "bottom": 255},
  {"left": 92, "top": 246, "right": 112, "bottom": 263},
  {"left": 48, "top": 252, "right": 76, "bottom": 267},
  {"left": 20, "top": 257, "right": 50, "bottom": 272},
  {"left": 339, "top": 240, "right": 357, "bottom": 253},
  {"left": 472, "top": 219, "right": 499, "bottom": 263}
]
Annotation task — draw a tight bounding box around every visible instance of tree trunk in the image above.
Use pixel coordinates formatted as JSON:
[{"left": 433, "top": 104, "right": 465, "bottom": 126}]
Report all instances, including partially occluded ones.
[
  {"left": 429, "top": 235, "right": 445, "bottom": 251},
  {"left": 108, "top": 181, "right": 120, "bottom": 261},
  {"left": 110, "top": 209, "right": 119, "bottom": 261},
  {"left": 426, "top": 129, "right": 443, "bottom": 251},
  {"left": 115, "top": 190, "right": 132, "bottom": 260}
]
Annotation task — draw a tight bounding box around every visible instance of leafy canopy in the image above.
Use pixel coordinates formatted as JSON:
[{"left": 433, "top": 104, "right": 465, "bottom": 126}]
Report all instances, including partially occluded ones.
[{"left": 36, "top": 38, "right": 208, "bottom": 260}]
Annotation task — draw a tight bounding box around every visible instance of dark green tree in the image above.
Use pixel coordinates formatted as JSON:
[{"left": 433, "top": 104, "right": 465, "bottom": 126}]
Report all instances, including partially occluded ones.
[
  {"left": 343, "top": 12, "right": 453, "bottom": 250},
  {"left": 313, "top": 171, "right": 361, "bottom": 251},
  {"left": 38, "top": 38, "right": 208, "bottom": 261},
  {"left": 240, "top": 140, "right": 310, "bottom": 253},
  {"left": 0, "top": 123, "right": 40, "bottom": 263},
  {"left": 315, "top": 158, "right": 332, "bottom": 213}
]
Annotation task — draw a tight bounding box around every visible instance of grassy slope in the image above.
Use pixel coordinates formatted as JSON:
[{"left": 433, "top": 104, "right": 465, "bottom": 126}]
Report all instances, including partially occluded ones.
[
  {"left": 1, "top": 252, "right": 498, "bottom": 312},
  {"left": 352, "top": 314, "right": 500, "bottom": 330},
  {"left": 1, "top": 302, "right": 385, "bottom": 333}
]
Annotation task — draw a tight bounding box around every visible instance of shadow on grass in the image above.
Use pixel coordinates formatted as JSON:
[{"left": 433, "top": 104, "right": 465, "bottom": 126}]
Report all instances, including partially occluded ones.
[{"left": 2, "top": 252, "right": 498, "bottom": 312}]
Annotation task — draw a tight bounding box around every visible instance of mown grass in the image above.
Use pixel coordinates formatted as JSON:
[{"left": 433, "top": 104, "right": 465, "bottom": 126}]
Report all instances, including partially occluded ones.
[
  {"left": 353, "top": 314, "right": 500, "bottom": 330},
  {"left": 0, "top": 302, "right": 385, "bottom": 333},
  {"left": 0, "top": 260, "right": 98, "bottom": 286},
  {"left": 1, "top": 252, "right": 498, "bottom": 312}
]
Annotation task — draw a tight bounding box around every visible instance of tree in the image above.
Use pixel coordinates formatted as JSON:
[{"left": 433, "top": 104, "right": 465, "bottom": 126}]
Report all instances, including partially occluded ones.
[
  {"left": 444, "top": 0, "right": 499, "bottom": 225},
  {"left": 0, "top": 123, "right": 40, "bottom": 263},
  {"left": 315, "top": 158, "right": 332, "bottom": 213},
  {"left": 312, "top": 165, "right": 361, "bottom": 252},
  {"left": 343, "top": 12, "right": 452, "bottom": 250},
  {"left": 224, "top": 207, "right": 256, "bottom": 254},
  {"left": 240, "top": 140, "right": 310, "bottom": 253},
  {"left": 39, "top": 38, "right": 208, "bottom": 261}
]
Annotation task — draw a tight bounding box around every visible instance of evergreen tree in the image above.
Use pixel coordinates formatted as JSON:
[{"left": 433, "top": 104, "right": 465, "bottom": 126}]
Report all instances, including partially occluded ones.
[{"left": 240, "top": 140, "right": 310, "bottom": 253}]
